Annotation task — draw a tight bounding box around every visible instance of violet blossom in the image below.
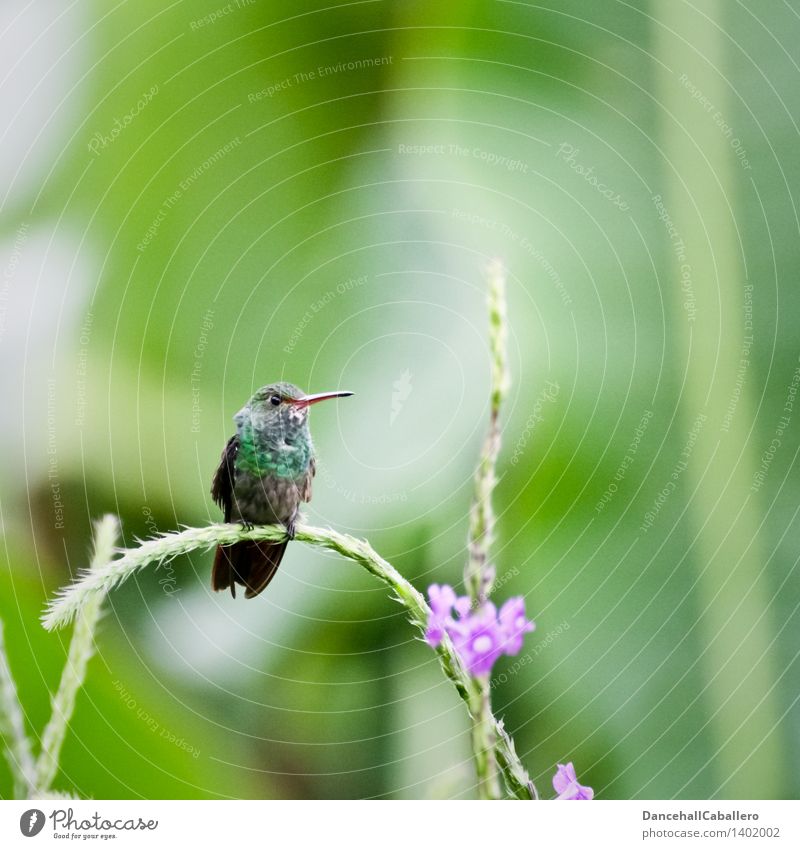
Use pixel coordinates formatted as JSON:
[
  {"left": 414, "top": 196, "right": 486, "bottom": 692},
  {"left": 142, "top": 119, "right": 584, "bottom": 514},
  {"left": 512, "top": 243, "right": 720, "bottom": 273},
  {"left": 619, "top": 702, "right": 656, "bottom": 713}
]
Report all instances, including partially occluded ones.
[
  {"left": 425, "top": 584, "right": 535, "bottom": 677},
  {"left": 552, "top": 762, "right": 593, "bottom": 800}
]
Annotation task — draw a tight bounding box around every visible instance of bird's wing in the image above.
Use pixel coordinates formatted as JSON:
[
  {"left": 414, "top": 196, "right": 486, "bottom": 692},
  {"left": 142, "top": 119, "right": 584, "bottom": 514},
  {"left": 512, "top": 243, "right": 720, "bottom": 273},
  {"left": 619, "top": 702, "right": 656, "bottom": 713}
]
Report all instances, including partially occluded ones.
[
  {"left": 301, "top": 455, "right": 316, "bottom": 502},
  {"left": 211, "top": 435, "right": 239, "bottom": 522},
  {"left": 213, "top": 538, "right": 288, "bottom": 599}
]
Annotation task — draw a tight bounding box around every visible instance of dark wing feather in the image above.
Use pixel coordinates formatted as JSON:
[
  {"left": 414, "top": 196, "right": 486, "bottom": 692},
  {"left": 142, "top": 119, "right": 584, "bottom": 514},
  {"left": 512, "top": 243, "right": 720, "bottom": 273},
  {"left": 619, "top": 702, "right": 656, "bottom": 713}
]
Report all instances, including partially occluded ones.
[
  {"left": 242, "top": 539, "right": 288, "bottom": 598},
  {"left": 212, "top": 544, "right": 236, "bottom": 597},
  {"left": 211, "top": 435, "right": 239, "bottom": 596},
  {"left": 211, "top": 435, "right": 238, "bottom": 522},
  {"left": 212, "top": 539, "right": 288, "bottom": 599}
]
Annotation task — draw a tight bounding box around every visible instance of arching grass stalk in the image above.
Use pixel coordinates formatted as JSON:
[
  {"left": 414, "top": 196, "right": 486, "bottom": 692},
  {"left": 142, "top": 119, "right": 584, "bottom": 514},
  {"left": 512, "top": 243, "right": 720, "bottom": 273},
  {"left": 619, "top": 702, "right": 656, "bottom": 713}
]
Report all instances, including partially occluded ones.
[{"left": 41, "top": 520, "right": 535, "bottom": 799}]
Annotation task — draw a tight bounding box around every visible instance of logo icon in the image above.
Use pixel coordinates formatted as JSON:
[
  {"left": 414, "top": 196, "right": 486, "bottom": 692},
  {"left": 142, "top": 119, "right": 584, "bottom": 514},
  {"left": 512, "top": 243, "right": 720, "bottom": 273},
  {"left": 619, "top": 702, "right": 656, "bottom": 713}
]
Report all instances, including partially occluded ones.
[
  {"left": 19, "top": 809, "right": 45, "bottom": 837},
  {"left": 390, "top": 369, "right": 413, "bottom": 425}
]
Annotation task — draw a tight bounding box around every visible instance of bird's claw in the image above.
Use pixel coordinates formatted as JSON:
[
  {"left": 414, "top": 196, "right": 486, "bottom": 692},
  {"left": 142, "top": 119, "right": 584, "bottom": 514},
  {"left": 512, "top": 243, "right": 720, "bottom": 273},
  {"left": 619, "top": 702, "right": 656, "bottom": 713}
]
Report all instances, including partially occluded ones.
[
  {"left": 286, "top": 521, "right": 296, "bottom": 540},
  {"left": 239, "top": 520, "right": 255, "bottom": 532}
]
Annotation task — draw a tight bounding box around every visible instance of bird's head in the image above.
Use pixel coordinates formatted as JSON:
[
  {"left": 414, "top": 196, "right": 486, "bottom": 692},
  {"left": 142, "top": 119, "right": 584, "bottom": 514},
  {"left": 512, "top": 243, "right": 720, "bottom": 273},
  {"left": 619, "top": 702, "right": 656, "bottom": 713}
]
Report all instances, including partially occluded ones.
[{"left": 235, "top": 382, "right": 353, "bottom": 439}]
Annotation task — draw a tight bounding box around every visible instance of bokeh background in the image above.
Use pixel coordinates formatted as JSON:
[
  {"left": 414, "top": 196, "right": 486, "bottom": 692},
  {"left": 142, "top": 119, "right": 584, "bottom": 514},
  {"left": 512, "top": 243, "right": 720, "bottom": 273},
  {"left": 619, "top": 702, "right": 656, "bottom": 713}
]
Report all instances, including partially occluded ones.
[{"left": 1, "top": 0, "right": 799, "bottom": 800}]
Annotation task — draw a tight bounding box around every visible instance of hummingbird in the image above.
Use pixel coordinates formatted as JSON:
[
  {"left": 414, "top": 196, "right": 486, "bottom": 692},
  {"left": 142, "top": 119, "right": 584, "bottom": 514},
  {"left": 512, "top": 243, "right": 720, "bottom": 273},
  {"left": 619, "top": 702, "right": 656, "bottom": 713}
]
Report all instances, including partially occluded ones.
[{"left": 211, "top": 382, "right": 353, "bottom": 598}]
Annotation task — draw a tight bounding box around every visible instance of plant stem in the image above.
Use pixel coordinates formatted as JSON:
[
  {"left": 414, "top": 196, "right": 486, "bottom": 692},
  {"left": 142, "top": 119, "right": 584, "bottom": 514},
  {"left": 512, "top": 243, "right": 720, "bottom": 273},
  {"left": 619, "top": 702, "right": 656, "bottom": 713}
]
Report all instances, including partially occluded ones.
[
  {"left": 0, "top": 621, "right": 36, "bottom": 797},
  {"left": 34, "top": 515, "right": 119, "bottom": 793},
  {"left": 462, "top": 259, "right": 516, "bottom": 800},
  {"left": 469, "top": 678, "right": 503, "bottom": 799},
  {"left": 464, "top": 259, "right": 509, "bottom": 603},
  {"left": 41, "top": 519, "right": 535, "bottom": 799}
]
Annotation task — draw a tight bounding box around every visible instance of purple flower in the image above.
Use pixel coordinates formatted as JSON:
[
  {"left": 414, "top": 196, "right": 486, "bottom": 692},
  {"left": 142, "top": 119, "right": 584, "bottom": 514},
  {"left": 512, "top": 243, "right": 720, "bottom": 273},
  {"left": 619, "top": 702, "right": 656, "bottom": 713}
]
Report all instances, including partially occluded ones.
[
  {"left": 449, "top": 603, "right": 504, "bottom": 676},
  {"left": 428, "top": 583, "right": 457, "bottom": 618},
  {"left": 425, "top": 584, "right": 535, "bottom": 678},
  {"left": 425, "top": 584, "right": 457, "bottom": 647},
  {"left": 552, "top": 762, "right": 593, "bottom": 800},
  {"left": 499, "top": 596, "right": 536, "bottom": 654}
]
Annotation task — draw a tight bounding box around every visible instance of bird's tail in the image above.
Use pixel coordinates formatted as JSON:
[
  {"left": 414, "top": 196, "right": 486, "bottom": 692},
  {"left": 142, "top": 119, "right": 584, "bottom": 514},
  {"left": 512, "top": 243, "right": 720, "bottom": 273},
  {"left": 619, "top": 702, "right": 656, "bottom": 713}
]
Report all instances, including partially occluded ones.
[{"left": 212, "top": 539, "right": 288, "bottom": 599}]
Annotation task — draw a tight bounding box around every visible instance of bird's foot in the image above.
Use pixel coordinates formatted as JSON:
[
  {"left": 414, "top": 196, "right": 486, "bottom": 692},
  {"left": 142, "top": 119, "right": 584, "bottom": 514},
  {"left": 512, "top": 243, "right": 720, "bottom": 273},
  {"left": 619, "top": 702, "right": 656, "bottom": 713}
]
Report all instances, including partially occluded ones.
[
  {"left": 286, "top": 521, "right": 296, "bottom": 541},
  {"left": 239, "top": 519, "right": 255, "bottom": 532}
]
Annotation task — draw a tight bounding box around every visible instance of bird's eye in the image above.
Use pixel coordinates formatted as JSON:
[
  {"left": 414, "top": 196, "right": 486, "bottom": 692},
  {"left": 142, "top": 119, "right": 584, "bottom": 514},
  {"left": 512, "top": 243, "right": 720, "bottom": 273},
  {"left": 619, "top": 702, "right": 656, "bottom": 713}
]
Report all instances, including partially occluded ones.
[{"left": 270, "top": 394, "right": 281, "bottom": 406}]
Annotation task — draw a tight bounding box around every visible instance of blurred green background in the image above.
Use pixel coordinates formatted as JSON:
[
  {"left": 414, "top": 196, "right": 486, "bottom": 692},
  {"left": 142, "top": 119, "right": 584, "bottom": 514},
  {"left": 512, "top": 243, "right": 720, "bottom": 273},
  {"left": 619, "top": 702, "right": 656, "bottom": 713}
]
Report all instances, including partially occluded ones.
[{"left": 1, "top": 0, "right": 799, "bottom": 799}]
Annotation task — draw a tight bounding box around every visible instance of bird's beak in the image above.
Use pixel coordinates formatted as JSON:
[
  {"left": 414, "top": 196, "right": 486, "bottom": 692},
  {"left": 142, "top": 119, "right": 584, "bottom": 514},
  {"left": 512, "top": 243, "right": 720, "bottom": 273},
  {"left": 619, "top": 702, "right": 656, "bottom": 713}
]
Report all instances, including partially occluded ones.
[{"left": 290, "top": 390, "right": 354, "bottom": 407}]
